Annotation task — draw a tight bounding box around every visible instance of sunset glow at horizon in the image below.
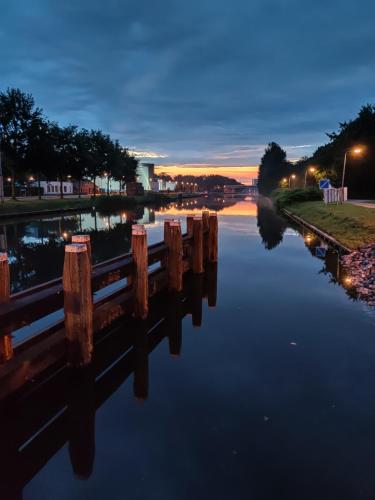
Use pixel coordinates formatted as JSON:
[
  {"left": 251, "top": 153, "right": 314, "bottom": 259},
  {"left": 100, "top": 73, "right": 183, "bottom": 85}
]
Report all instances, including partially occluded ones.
[{"left": 155, "top": 165, "right": 259, "bottom": 185}]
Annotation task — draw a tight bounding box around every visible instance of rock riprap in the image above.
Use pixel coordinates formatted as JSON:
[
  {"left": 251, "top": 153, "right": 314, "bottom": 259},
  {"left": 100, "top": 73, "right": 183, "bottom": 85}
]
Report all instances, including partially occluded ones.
[{"left": 341, "top": 244, "right": 375, "bottom": 306}]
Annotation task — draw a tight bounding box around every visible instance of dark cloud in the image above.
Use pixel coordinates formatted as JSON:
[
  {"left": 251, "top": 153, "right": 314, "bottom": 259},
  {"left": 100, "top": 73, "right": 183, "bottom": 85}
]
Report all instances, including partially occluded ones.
[{"left": 1, "top": 0, "right": 375, "bottom": 164}]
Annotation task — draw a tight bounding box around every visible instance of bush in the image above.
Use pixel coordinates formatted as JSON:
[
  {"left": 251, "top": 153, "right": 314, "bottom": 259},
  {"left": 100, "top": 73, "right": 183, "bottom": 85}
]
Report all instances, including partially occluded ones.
[{"left": 271, "top": 187, "right": 323, "bottom": 209}]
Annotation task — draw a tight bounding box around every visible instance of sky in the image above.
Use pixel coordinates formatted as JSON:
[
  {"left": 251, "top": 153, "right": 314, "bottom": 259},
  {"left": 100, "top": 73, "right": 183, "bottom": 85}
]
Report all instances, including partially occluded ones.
[{"left": 1, "top": 0, "right": 375, "bottom": 183}]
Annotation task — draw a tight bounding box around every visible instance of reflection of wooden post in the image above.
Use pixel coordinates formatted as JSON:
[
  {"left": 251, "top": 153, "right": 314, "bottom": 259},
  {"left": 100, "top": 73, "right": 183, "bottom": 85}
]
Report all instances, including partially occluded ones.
[
  {"left": 208, "top": 213, "right": 218, "bottom": 262},
  {"left": 192, "top": 275, "right": 203, "bottom": 327},
  {"left": 0, "top": 253, "right": 13, "bottom": 362},
  {"left": 207, "top": 262, "right": 218, "bottom": 308},
  {"left": 202, "top": 210, "right": 210, "bottom": 262},
  {"left": 167, "top": 292, "right": 182, "bottom": 356},
  {"left": 68, "top": 367, "right": 96, "bottom": 480},
  {"left": 72, "top": 234, "right": 92, "bottom": 265},
  {"left": 168, "top": 221, "right": 183, "bottom": 292},
  {"left": 132, "top": 225, "right": 148, "bottom": 319},
  {"left": 63, "top": 244, "right": 93, "bottom": 366},
  {"left": 193, "top": 217, "right": 204, "bottom": 274},
  {"left": 133, "top": 323, "right": 149, "bottom": 400}
]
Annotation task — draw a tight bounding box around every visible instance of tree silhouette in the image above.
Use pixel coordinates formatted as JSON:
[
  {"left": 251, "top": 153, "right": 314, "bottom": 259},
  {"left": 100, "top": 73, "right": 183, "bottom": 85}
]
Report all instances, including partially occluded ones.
[{"left": 256, "top": 197, "right": 286, "bottom": 250}]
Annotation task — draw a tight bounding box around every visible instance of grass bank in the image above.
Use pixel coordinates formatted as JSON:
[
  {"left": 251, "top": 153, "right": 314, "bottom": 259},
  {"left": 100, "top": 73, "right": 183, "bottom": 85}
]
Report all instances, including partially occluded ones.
[
  {"left": 0, "top": 197, "right": 94, "bottom": 217},
  {"left": 285, "top": 201, "right": 375, "bottom": 250}
]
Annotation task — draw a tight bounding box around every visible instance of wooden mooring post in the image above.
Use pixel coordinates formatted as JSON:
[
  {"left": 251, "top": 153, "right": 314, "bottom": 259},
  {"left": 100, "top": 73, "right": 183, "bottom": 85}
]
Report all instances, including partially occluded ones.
[
  {"left": 167, "top": 221, "right": 183, "bottom": 292},
  {"left": 193, "top": 216, "right": 204, "bottom": 274},
  {"left": 63, "top": 243, "right": 93, "bottom": 367},
  {"left": 0, "top": 253, "right": 13, "bottom": 362},
  {"left": 202, "top": 210, "right": 210, "bottom": 261},
  {"left": 72, "top": 234, "right": 92, "bottom": 264},
  {"left": 208, "top": 212, "right": 218, "bottom": 262},
  {"left": 187, "top": 214, "right": 195, "bottom": 237},
  {"left": 132, "top": 225, "right": 148, "bottom": 320}
]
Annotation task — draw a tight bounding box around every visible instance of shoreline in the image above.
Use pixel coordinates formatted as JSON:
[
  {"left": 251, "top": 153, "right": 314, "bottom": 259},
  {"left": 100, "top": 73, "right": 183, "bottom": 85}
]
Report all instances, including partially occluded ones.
[
  {"left": 279, "top": 200, "right": 375, "bottom": 251},
  {"left": 0, "top": 192, "right": 201, "bottom": 220}
]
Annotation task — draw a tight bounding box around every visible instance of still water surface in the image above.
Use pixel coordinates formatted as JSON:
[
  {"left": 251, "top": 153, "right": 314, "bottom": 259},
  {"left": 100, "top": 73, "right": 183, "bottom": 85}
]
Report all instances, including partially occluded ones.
[{"left": 3, "top": 196, "right": 375, "bottom": 500}]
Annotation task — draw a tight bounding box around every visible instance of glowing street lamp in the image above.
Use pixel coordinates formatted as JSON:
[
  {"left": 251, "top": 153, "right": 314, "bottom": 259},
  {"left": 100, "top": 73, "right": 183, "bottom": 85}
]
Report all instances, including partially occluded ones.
[
  {"left": 304, "top": 166, "right": 316, "bottom": 188},
  {"left": 289, "top": 174, "right": 296, "bottom": 188},
  {"left": 341, "top": 146, "right": 363, "bottom": 190}
]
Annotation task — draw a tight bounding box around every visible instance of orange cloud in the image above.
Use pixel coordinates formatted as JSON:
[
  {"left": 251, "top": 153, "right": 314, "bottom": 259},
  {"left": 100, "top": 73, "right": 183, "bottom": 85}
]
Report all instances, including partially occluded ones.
[{"left": 155, "top": 165, "right": 258, "bottom": 185}]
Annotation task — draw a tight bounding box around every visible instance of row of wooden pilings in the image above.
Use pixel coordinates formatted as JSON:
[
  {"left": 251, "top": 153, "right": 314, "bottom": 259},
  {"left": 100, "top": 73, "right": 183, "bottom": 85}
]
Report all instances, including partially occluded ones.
[{"left": 0, "top": 211, "right": 218, "bottom": 367}]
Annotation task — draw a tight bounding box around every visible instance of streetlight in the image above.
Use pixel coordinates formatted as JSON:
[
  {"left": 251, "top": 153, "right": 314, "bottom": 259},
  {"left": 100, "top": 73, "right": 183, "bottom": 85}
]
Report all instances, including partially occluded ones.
[
  {"left": 341, "top": 146, "right": 363, "bottom": 190},
  {"left": 289, "top": 174, "right": 296, "bottom": 188},
  {"left": 304, "top": 167, "right": 316, "bottom": 188}
]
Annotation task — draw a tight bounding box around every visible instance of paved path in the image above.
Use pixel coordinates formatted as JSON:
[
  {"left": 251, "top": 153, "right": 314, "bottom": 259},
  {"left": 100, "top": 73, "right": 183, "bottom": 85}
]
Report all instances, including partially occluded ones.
[{"left": 348, "top": 200, "right": 375, "bottom": 209}]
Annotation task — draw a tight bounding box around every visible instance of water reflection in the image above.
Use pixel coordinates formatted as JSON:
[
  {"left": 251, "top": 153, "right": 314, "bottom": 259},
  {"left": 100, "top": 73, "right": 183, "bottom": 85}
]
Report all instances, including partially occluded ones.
[
  {"left": 297, "top": 226, "right": 358, "bottom": 300},
  {"left": 0, "top": 197, "right": 254, "bottom": 293},
  {"left": 256, "top": 196, "right": 286, "bottom": 250},
  {"left": 0, "top": 264, "right": 217, "bottom": 499}
]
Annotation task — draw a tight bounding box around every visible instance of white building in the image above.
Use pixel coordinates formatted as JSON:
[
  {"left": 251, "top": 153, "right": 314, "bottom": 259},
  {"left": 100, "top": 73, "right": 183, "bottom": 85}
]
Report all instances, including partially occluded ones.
[
  {"left": 32, "top": 181, "right": 74, "bottom": 195},
  {"left": 151, "top": 179, "right": 177, "bottom": 192},
  {"left": 136, "top": 163, "right": 155, "bottom": 191}
]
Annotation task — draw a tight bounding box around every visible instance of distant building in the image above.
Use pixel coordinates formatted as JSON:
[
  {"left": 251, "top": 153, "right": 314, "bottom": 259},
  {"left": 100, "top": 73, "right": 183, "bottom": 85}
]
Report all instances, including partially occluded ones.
[
  {"left": 126, "top": 182, "right": 145, "bottom": 196},
  {"left": 73, "top": 180, "right": 98, "bottom": 195},
  {"left": 136, "top": 163, "right": 155, "bottom": 191},
  {"left": 31, "top": 180, "right": 74, "bottom": 195},
  {"left": 151, "top": 178, "right": 177, "bottom": 192}
]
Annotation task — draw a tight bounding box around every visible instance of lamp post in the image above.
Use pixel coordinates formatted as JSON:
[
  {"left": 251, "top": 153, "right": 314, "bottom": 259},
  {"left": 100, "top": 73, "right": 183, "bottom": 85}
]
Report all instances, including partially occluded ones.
[
  {"left": 341, "top": 147, "right": 362, "bottom": 190},
  {"left": 304, "top": 167, "right": 316, "bottom": 188},
  {"left": 288, "top": 174, "right": 296, "bottom": 188}
]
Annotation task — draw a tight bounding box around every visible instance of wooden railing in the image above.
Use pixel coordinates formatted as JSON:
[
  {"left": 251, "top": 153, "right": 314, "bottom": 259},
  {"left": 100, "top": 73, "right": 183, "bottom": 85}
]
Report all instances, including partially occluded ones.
[
  {"left": 0, "top": 263, "right": 218, "bottom": 496},
  {"left": 0, "top": 211, "right": 218, "bottom": 399}
]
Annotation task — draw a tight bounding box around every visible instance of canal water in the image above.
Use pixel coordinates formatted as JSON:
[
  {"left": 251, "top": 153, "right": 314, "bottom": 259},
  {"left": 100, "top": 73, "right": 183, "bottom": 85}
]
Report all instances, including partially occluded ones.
[{"left": 2, "top": 196, "right": 375, "bottom": 500}]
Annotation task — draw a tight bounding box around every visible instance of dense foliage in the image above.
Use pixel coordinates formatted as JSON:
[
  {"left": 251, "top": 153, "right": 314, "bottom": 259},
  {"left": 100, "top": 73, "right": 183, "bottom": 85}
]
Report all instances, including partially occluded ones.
[
  {"left": 272, "top": 187, "right": 323, "bottom": 209},
  {"left": 0, "top": 88, "right": 138, "bottom": 198},
  {"left": 174, "top": 174, "right": 241, "bottom": 191}
]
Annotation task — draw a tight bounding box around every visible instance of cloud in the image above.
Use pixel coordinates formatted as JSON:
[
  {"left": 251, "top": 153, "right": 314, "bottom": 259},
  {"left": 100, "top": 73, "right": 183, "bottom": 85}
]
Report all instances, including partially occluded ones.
[
  {"left": 130, "top": 150, "right": 169, "bottom": 159},
  {"left": 1, "top": 0, "right": 375, "bottom": 166}
]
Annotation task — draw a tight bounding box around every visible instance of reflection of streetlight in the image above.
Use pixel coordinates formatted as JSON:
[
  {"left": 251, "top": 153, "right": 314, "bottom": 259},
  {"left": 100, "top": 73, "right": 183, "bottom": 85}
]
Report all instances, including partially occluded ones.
[
  {"left": 289, "top": 174, "right": 296, "bottom": 188},
  {"left": 341, "top": 146, "right": 363, "bottom": 190},
  {"left": 304, "top": 166, "right": 316, "bottom": 188}
]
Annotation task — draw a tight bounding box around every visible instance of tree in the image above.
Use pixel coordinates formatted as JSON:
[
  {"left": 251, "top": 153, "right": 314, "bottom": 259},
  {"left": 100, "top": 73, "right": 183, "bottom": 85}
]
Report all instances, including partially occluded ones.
[
  {"left": 24, "top": 118, "right": 53, "bottom": 199},
  {"left": 87, "top": 130, "right": 112, "bottom": 196},
  {"left": 48, "top": 124, "right": 77, "bottom": 198},
  {"left": 110, "top": 142, "right": 137, "bottom": 193},
  {"left": 258, "top": 142, "right": 290, "bottom": 195},
  {"left": 0, "top": 88, "right": 42, "bottom": 198},
  {"left": 70, "top": 129, "right": 92, "bottom": 197},
  {"left": 310, "top": 104, "right": 375, "bottom": 197}
]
